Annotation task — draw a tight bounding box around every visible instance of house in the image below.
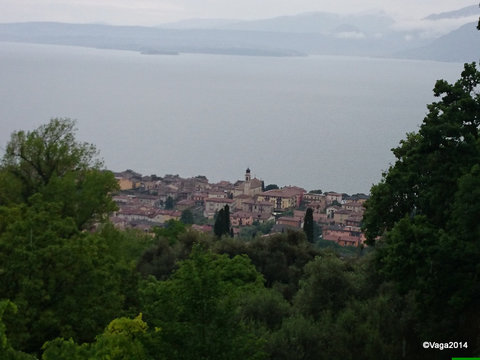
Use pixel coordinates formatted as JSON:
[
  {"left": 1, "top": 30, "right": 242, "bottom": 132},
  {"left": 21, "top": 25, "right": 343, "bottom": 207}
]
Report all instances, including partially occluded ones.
[
  {"left": 136, "top": 194, "right": 162, "bottom": 208},
  {"left": 204, "top": 198, "right": 235, "bottom": 218},
  {"left": 116, "top": 177, "right": 134, "bottom": 191},
  {"left": 305, "top": 200, "right": 327, "bottom": 214},
  {"left": 303, "top": 192, "right": 327, "bottom": 208},
  {"left": 208, "top": 191, "right": 228, "bottom": 199},
  {"left": 333, "top": 209, "right": 353, "bottom": 226},
  {"left": 152, "top": 210, "right": 182, "bottom": 223},
  {"left": 211, "top": 181, "right": 234, "bottom": 193},
  {"left": 231, "top": 211, "right": 255, "bottom": 227},
  {"left": 232, "top": 194, "right": 252, "bottom": 211},
  {"left": 241, "top": 199, "right": 274, "bottom": 215},
  {"left": 293, "top": 209, "right": 325, "bottom": 223},
  {"left": 342, "top": 201, "right": 365, "bottom": 213},
  {"left": 277, "top": 216, "right": 302, "bottom": 228},
  {"left": 176, "top": 199, "right": 196, "bottom": 211},
  {"left": 326, "top": 205, "right": 342, "bottom": 218},
  {"left": 140, "top": 176, "right": 162, "bottom": 191},
  {"left": 116, "top": 207, "right": 158, "bottom": 223},
  {"left": 323, "top": 233, "right": 361, "bottom": 247},
  {"left": 322, "top": 225, "right": 366, "bottom": 247},
  {"left": 192, "top": 192, "right": 208, "bottom": 205},
  {"left": 345, "top": 214, "right": 363, "bottom": 227},
  {"left": 164, "top": 184, "right": 179, "bottom": 199},
  {"left": 251, "top": 212, "right": 275, "bottom": 223},
  {"left": 112, "top": 194, "right": 133, "bottom": 205},
  {"left": 114, "top": 170, "right": 142, "bottom": 189},
  {"left": 325, "top": 192, "right": 343, "bottom": 204},
  {"left": 256, "top": 186, "right": 305, "bottom": 212}
]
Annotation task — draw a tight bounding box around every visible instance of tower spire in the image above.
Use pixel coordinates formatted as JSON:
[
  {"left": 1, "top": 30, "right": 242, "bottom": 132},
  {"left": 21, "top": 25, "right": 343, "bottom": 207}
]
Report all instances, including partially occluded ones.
[{"left": 245, "top": 167, "right": 251, "bottom": 182}]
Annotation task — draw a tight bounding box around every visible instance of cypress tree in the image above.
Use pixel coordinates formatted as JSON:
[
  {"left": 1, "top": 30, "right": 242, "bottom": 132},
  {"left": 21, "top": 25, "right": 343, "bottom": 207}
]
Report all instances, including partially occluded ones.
[
  {"left": 214, "top": 208, "right": 225, "bottom": 238},
  {"left": 303, "top": 208, "right": 314, "bottom": 243},
  {"left": 213, "top": 205, "right": 232, "bottom": 238},
  {"left": 224, "top": 205, "right": 231, "bottom": 236}
]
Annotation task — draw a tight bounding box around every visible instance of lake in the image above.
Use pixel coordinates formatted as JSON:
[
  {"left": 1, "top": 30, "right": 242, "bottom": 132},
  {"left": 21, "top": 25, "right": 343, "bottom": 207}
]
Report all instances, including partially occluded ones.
[{"left": 0, "top": 42, "right": 463, "bottom": 194}]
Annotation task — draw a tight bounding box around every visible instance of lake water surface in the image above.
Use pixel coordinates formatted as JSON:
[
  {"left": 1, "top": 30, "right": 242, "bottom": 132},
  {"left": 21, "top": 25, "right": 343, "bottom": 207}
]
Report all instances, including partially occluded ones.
[{"left": 0, "top": 42, "right": 463, "bottom": 193}]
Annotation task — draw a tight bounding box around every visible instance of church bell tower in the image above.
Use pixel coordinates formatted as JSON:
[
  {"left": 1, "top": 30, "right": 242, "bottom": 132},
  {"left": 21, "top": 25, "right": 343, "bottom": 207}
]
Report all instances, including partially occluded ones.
[{"left": 245, "top": 168, "right": 251, "bottom": 182}]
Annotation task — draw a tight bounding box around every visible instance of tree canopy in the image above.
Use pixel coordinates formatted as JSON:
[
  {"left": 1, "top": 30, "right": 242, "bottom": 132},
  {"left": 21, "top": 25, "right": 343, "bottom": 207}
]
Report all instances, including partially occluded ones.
[
  {"left": 362, "top": 62, "right": 480, "bottom": 351},
  {"left": 0, "top": 118, "right": 118, "bottom": 229},
  {"left": 264, "top": 184, "right": 279, "bottom": 191},
  {"left": 0, "top": 119, "right": 130, "bottom": 355},
  {"left": 363, "top": 63, "right": 480, "bottom": 243}
]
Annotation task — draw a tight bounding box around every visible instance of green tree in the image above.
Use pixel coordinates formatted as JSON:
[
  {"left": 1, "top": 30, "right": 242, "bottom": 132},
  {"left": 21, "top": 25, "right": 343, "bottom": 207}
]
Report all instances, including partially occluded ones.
[
  {"left": 164, "top": 196, "right": 174, "bottom": 210},
  {"left": 267, "top": 315, "right": 324, "bottom": 360},
  {"left": 303, "top": 208, "right": 314, "bottom": 243},
  {"left": 213, "top": 205, "right": 231, "bottom": 238},
  {"left": 238, "top": 220, "right": 275, "bottom": 239},
  {"left": 0, "top": 120, "right": 132, "bottom": 355},
  {"left": 363, "top": 63, "right": 480, "bottom": 244},
  {"left": 224, "top": 204, "right": 231, "bottom": 232},
  {"left": 317, "top": 293, "right": 404, "bottom": 360},
  {"left": 362, "top": 62, "right": 480, "bottom": 355},
  {"left": 224, "top": 231, "right": 319, "bottom": 301},
  {"left": 153, "top": 219, "right": 187, "bottom": 245},
  {"left": 264, "top": 184, "right": 279, "bottom": 191},
  {"left": 139, "top": 246, "right": 266, "bottom": 360},
  {"left": 237, "top": 288, "right": 291, "bottom": 332},
  {"left": 1, "top": 118, "right": 98, "bottom": 199},
  {"left": 214, "top": 208, "right": 225, "bottom": 237},
  {"left": 0, "top": 118, "right": 118, "bottom": 229},
  {"left": 42, "top": 314, "right": 151, "bottom": 360},
  {"left": 137, "top": 230, "right": 214, "bottom": 281},
  {"left": 0, "top": 301, "right": 36, "bottom": 360},
  {"left": 137, "top": 237, "right": 177, "bottom": 280},
  {"left": 180, "top": 209, "right": 194, "bottom": 224},
  {"left": 294, "top": 252, "right": 358, "bottom": 320},
  {"left": 0, "top": 200, "right": 128, "bottom": 353}
]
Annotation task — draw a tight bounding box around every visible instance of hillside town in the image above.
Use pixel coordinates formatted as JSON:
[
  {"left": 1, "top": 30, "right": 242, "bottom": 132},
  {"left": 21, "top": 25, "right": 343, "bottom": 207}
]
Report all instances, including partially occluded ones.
[{"left": 111, "top": 168, "right": 369, "bottom": 247}]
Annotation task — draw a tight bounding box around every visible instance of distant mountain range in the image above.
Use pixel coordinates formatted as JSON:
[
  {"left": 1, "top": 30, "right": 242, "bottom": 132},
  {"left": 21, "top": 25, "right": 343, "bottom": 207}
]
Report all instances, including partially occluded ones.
[
  {"left": 395, "top": 22, "right": 480, "bottom": 62},
  {"left": 0, "top": 6, "right": 478, "bottom": 61},
  {"left": 179, "top": 11, "right": 396, "bottom": 35},
  {"left": 424, "top": 5, "right": 479, "bottom": 20}
]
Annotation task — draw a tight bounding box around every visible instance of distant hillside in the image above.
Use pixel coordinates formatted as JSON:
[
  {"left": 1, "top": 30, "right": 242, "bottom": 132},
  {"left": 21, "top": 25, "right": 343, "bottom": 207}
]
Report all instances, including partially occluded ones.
[
  {"left": 0, "top": 5, "right": 479, "bottom": 62},
  {"left": 0, "top": 22, "right": 306, "bottom": 57},
  {"left": 395, "top": 22, "right": 480, "bottom": 62},
  {"left": 0, "top": 21, "right": 421, "bottom": 58},
  {"left": 157, "top": 18, "right": 239, "bottom": 30},
  {"left": 217, "top": 11, "right": 395, "bottom": 36},
  {"left": 424, "top": 5, "right": 479, "bottom": 20}
]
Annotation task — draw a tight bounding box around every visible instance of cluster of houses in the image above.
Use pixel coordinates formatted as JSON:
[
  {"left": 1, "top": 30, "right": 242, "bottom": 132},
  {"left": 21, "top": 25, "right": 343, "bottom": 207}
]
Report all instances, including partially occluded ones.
[{"left": 110, "top": 168, "right": 368, "bottom": 247}]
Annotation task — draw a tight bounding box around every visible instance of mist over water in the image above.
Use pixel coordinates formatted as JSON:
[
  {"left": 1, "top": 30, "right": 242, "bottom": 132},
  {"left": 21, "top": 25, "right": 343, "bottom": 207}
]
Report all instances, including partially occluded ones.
[{"left": 0, "top": 42, "right": 462, "bottom": 194}]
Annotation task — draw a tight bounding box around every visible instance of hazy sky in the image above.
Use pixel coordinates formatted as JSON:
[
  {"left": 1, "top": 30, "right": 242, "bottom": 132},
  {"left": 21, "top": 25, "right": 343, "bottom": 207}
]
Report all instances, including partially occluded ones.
[{"left": 0, "top": 0, "right": 477, "bottom": 26}]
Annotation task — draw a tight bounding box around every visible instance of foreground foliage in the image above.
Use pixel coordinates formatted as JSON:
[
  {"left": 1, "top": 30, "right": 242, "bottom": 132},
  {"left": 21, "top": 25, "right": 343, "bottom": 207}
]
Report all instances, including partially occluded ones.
[{"left": 363, "top": 62, "right": 480, "bottom": 357}]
